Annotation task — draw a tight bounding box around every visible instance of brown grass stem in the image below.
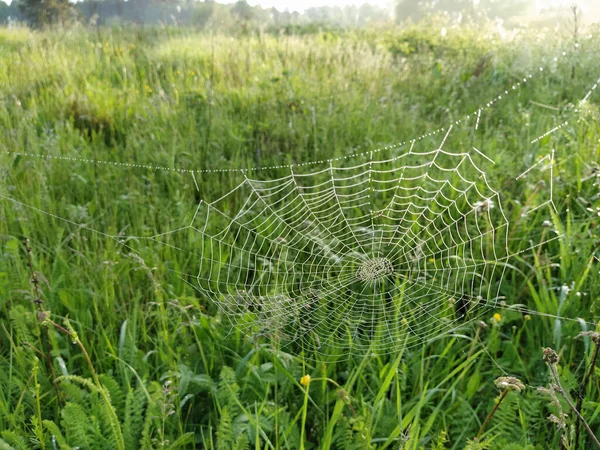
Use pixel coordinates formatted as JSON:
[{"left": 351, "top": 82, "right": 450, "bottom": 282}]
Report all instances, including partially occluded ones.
[
  {"left": 476, "top": 389, "right": 509, "bottom": 440},
  {"left": 575, "top": 336, "right": 600, "bottom": 450},
  {"left": 543, "top": 348, "right": 600, "bottom": 449}
]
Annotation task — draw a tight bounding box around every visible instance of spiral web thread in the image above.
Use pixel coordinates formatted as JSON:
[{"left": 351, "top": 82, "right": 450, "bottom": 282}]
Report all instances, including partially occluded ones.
[
  {"left": 176, "top": 130, "right": 511, "bottom": 356},
  {"left": 2, "top": 39, "right": 599, "bottom": 358}
]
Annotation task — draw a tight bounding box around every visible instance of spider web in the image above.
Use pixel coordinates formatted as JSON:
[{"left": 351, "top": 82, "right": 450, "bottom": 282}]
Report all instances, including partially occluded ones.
[
  {"left": 172, "top": 131, "right": 510, "bottom": 356},
  {"left": 2, "top": 37, "right": 599, "bottom": 359}
]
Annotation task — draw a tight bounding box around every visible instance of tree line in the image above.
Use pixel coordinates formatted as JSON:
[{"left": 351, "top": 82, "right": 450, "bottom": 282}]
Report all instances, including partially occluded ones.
[
  {"left": 2, "top": 0, "right": 387, "bottom": 28},
  {"left": 0, "top": 0, "right": 561, "bottom": 29}
]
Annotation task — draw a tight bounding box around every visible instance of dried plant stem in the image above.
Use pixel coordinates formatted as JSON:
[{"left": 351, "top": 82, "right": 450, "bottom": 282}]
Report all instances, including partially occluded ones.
[
  {"left": 24, "top": 239, "right": 62, "bottom": 407},
  {"left": 466, "top": 325, "right": 481, "bottom": 361},
  {"left": 547, "top": 361, "right": 600, "bottom": 448},
  {"left": 476, "top": 389, "right": 509, "bottom": 440},
  {"left": 47, "top": 320, "right": 100, "bottom": 385},
  {"left": 571, "top": 4, "right": 580, "bottom": 79},
  {"left": 575, "top": 340, "right": 600, "bottom": 450},
  {"left": 299, "top": 379, "right": 309, "bottom": 450}
]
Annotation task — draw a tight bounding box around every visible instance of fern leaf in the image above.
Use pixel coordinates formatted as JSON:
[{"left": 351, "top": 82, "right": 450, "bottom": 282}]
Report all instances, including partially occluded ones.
[
  {"left": 216, "top": 406, "right": 234, "bottom": 450},
  {"left": 9, "top": 306, "right": 39, "bottom": 344},
  {"left": 42, "top": 420, "right": 72, "bottom": 450},
  {"left": 58, "top": 381, "right": 89, "bottom": 407},
  {"left": 0, "top": 431, "right": 27, "bottom": 450},
  {"left": 123, "top": 384, "right": 148, "bottom": 450},
  {"left": 61, "top": 402, "right": 92, "bottom": 449},
  {"left": 139, "top": 382, "right": 162, "bottom": 450},
  {"left": 217, "top": 366, "right": 239, "bottom": 411},
  {"left": 166, "top": 432, "right": 194, "bottom": 449},
  {"left": 98, "top": 375, "right": 125, "bottom": 418},
  {"left": 234, "top": 433, "right": 249, "bottom": 450},
  {"left": 98, "top": 385, "right": 125, "bottom": 450},
  {"left": 57, "top": 375, "right": 99, "bottom": 393}
]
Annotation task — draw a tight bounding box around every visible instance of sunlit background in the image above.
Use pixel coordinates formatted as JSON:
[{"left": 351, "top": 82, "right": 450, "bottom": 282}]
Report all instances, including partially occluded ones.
[
  {"left": 1, "top": 0, "right": 599, "bottom": 18},
  {"left": 180, "top": 0, "right": 597, "bottom": 17},
  {"left": 230, "top": 0, "right": 577, "bottom": 14}
]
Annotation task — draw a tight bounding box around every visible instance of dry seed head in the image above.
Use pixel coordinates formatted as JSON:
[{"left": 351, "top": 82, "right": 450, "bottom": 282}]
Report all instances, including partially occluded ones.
[
  {"left": 494, "top": 376, "right": 525, "bottom": 392},
  {"left": 576, "top": 330, "right": 600, "bottom": 345},
  {"left": 543, "top": 347, "right": 559, "bottom": 364},
  {"left": 548, "top": 414, "right": 567, "bottom": 430},
  {"left": 37, "top": 311, "right": 51, "bottom": 325}
]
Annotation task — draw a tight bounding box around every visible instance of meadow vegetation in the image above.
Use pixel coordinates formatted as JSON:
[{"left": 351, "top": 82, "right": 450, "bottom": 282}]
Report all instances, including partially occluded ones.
[{"left": 0, "top": 19, "right": 599, "bottom": 449}]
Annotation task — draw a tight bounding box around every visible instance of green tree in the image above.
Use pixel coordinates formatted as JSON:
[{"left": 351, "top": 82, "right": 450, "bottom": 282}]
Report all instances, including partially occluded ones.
[
  {"left": 395, "top": 0, "right": 424, "bottom": 23},
  {"left": 192, "top": 0, "right": 216, "bottom": 28},
  {"left": 358, "top": 3, "right": 389, "bottom": 26},
  {"left": 19, "top": 0, "right": 75, "bottom": 27},
  {"left": 230, "top": 0, "right": 254, "bottom": 23},
  {"left": 478, "top": 0, "right": 535, "bottom": 19},
  {"left": 0, "top": 1, "right": 10, "bottom": 23}
]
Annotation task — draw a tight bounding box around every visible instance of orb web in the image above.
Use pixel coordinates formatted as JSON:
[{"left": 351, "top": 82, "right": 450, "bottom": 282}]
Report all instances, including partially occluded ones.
[{"left": 171, "top": 129, "right": 512, "bottom": 358}]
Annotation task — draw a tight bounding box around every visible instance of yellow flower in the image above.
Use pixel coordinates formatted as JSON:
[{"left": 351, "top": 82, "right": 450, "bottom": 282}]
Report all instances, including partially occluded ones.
[
  {"left": 300, "top": 374, "right": 311, "bottom": 387},
  {"left": 493, "top": 313, "right": 502, "bottom": 322},
  {"left": 428, "top": 258, "right": 435, "bottom": 263},
  {"left": 524, "top": 315, "right": 531, "bottom": 321}
]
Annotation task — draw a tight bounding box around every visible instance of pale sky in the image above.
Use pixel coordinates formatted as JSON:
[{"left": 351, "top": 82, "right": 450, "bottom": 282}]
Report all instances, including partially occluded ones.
[
  {"left": 225, "top": 0, "right": 391, "bottom": 13},
  {"left": 221, "top": 0, "right": 575, "bottom": 14},
  {"left": 0, "top": 0, "right": 584, "bottom": 15}
]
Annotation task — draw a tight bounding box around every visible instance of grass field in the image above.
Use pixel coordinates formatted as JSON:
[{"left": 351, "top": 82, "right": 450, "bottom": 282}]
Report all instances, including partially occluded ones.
[{"left": 1, "top": 20, "right": 600, "bottom": 449}]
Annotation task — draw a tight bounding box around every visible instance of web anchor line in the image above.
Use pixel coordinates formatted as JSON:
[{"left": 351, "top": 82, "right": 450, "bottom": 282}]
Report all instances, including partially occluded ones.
[
  {"left": 2, "top": 39, "right": 590, "bottom": 176},
  {"left": 0, "top": 118, "right": 585, "bottom": 358}
]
